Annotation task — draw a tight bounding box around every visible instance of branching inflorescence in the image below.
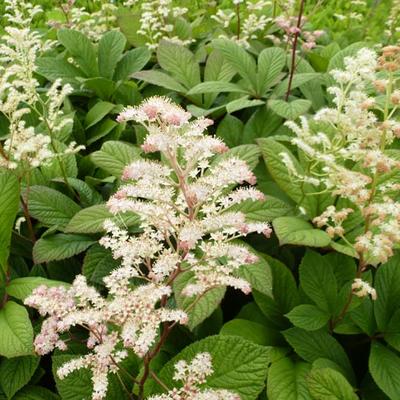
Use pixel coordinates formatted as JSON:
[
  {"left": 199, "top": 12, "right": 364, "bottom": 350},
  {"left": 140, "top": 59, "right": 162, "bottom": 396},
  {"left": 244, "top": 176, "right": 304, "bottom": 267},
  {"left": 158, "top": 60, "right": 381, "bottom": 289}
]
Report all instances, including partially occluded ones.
[
  {"left": 284, "top": 46, "right": 400, "bottom": 297},
  {"left": 25, "top": 96, "right": 271, "bottom": 400}
]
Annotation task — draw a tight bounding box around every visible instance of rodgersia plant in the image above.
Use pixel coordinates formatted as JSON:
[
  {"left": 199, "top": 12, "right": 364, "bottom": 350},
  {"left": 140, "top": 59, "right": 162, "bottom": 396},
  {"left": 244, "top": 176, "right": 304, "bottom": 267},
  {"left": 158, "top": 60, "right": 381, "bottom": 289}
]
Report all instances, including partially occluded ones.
[
  {"left": 285, "top": 46, "right": 400, "bottom": 279},
  {"left": 0, "top": 0, "right": 82, "bottom": 171},
  {"left": 25, "top": 96, "right": 271, "bottom": 400}
]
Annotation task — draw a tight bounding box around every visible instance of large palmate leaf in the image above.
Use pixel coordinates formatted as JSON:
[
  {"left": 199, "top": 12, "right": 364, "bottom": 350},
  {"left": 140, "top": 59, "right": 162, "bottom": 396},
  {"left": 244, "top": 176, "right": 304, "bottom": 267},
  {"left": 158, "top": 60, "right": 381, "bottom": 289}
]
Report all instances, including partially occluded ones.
[
  {"left": 113, "top": 47, "right": 151, "bottom": 81},
  {"left": 257, "top": 47, "right": 286, "bottom": 94}
]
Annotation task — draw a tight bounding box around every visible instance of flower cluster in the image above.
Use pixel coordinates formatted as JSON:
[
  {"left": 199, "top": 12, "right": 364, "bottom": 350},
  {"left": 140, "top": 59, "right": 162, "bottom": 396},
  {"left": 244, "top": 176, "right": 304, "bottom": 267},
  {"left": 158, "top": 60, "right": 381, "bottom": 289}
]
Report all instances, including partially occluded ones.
[
  {"left": 49, "top": 0, "right": 118, "bottom": 42},
  {"left": 132, "top": 0, "right": 192, "bottom": 50},
  {"left": 0, "top": 0, "right": 82, "bottom": 170},
  {"left": 211, "top": 1, "right": 273, "bottom": 48},
  {"left": 352, "top": 278, "right": 377, "bottom": 300},
  {"left": 313, "top": 205, "right": 353, "bottom": 238},
  {"left": 148, "top": 353, "right": 240, "bottom": 400},
  {"left": 25, "top": 97, "right": 271, "bottom": 400},
  {"left": 285, "top": 47, "right": 400, "bottom": 266}
]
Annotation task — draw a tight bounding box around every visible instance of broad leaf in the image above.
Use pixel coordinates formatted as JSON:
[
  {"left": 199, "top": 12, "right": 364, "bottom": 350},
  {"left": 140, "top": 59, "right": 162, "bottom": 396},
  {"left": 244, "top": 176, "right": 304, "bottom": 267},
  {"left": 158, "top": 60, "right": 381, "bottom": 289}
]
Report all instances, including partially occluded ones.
[
  {"left": 114, "top": 47, "right": 151, "bottom": 81},
  {"left": 27, "top": 186, "right": 80, "bottom": 228},
  {"left": 0, "top": 171, "right": 19, "bottom": 272},
  {"left": 33, "top": 234, "right": 95, "bottom": 264},
  {"left": 369, "top": 342, "right": 400, "bottom": 400},
  {"left": 273, "top": 217, "right": 331, "bottom": 247},
  {"left": 374, "top": 255, "right": 400, "bottom": 331},
  {"left": 283, "top": 328, "right": 354, "bottom": 383},
  {"left": 267, "top": 357, "right": 312, "bottom": 400},
  {"left": 286, "top": 305, "right": 331, "bottom": 331},
  {"left": 6, "top": 277, "right": 69, "bottom": 300},
  {"left": 269, "top": 99, "right": 312, "bottom": 120},
  {"left": 157, "top": 40, "right": 200, "bottom": 89},
  {"left": 66, "top": 204, "right": 140, "bottom": 233},
  {"left": 0, "top": 301, "right": 33, "bottom": 358},
  {"left": 133, "top": 70, "right": 187, "bottom": 92},
  {"left": 0, "top": 356, "right": 39, "bottom": 399},
  {"left": 307, "top": 368, "right": 358, "bottom": 400},
  {"left": 221, "top": 319, "right": 282, "bottom": 346},
  {"left": 187, "top": 81, "right": 248, "bottom": 95},
  {"left": 145, "top": 335, "right": 269, "bottom": 399},
  {"left": 299, "top": 250, "right": 337, "bottom": 313},
  {"left": 91, "top": 141, "right": 141, "bottom": 177},
  {"left": 57, "top": 29, "right": 98, "bottom": 77},
  {"left": 213, "top": 39, "right": 257, "bottom": 90},
  {"left": 257, "top": 47, "right": 286, "bottom": 94},
  {"left": 84, "top": 101, "right": 115, "bottom": 129},
  {"left": 98, "top": 31, "right": 126, "bottom": 79},
  {"left": 36, "top": 57, "right": 84, "bottom": 81}
]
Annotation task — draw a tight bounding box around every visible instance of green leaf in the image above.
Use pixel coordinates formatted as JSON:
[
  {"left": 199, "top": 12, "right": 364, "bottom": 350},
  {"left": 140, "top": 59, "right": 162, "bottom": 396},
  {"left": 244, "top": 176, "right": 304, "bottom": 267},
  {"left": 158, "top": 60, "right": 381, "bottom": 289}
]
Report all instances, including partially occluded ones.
[
  {"left": 221, "top": 319, "right": 282, "bottom": 346},
  {"left": 238, "top": 255, "right": 273, "bottom": 297},
  {"left": 286, "top": 305, "right": 331, "bottom": 331},
  {"left": 57, "top": 29, "right": 98, "bottom": 77},
  {"left": 0, "top": 301, "right": 33, "bottom": 358},
  {"left": 6, "top": 277, "right": 69, "bottom": 301},
  {"left": 91, "top": 141, "right": 142, "bottom": 177},
  {"left": 374, "top": 254, "right": 400, "bottom": 331},
  {"left": 98, "top": 31, "right": 126, "bottom": 79},
  {"left": 86, "top": 118, "right": 118, "bottom": 145},
  {"left": 299, "top": 250, "right": 337, "bottom": 313},
  {"left": 187, "top": 81, "right": 248, "bottom": 95},
  {"left": 174, "top": 271, "right": 225, "bottom": 330},
  {"left": 283, "top": 328, "right": 354, "bottom": 383},
  {"left": 82, "top": 244, "right": 120, "bottom": 285},
  {"left": 0, "top": 171, "right": 19, "bottom": 272},
  {"left": 133, "top": 70, "right": 187, "bottom": 92},
  {"left": 216, "top": 114, "right": 244, "bottom": 148},
  {"left": 36, "top": 57, "right": 84, "bottom": 81},
  {"left": 203, "top": 50, "right": 236, "bottom": 107},
  {"left": 269, "top": 99, "right": 312, "bottom": 120},
  {"left": 0, "top": 356, "right": 39, "bottom": 399},
  {"left": 226, "top": 97, "right": 264, "bottom": 113},
  {"left": 267, "top": 357, "right": 312, "bottom": 400},
  {"left": 273, "top": 217, "right": 331, "bottom": 247},
  {"left": 83, "top": 78, "right": 115, "bottom": 100},
  {"left": 12, "top": 386, "right": 60, "bottom": 400},
  {"left": 273, "top": 73, "right": 320, "bottom": 97},
  {"left": 229, "top": 197, "right": 293, "bottom": 221},
  {"left": 369, "top": 342, "right": 400, "bottom": 400},
  {"left": 27, "top": 186, "right": 80, "bottom": 228},
  {"left": 157, "top": 40, "right": 200, "bottom": 89},
  {"left": 114, "top": 47, "right": 151, "bottom": 81},
  {"left": 66, "top": 204, "right": 140, "bottom": 233},
  {"left": 307, "top": 368, "right": 358, "bottom": 400},
  {"left": 213, "top": 39, "right": 257, "bottom": 90},
  {"left": 257, "top": 47, "right": 286, "bottom": 94},
  {"left": 33, "top": 234, "right": 95, "bottom": 264},
  {"left": 145, "top": 335, "right": 269, "bottom": 399},
  {"left": 54, "top": 178, "right": 102, "bottom": 208},
  {"left": 258, "top": 138, "right": 317, "bottom": 216},
  {"left": 84, "top": 101, "right": 115, "bottom": 129}
]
